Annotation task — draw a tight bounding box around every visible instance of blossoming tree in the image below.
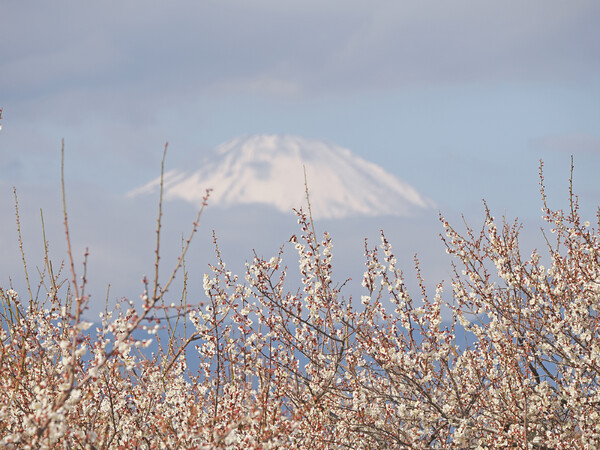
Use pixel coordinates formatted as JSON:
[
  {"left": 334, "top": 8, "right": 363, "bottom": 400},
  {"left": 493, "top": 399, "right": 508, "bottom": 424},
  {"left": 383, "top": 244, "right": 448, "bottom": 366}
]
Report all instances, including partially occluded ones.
[{"left": 1, "top": 155, "right": 598, "bottom": 448}]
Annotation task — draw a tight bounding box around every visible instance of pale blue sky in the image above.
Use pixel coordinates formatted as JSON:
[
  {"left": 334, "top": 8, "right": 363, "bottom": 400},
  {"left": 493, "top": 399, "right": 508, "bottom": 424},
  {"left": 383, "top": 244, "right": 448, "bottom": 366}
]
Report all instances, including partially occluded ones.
[{"left": 1, "top": 1, "right": 599, "bottom": 316}]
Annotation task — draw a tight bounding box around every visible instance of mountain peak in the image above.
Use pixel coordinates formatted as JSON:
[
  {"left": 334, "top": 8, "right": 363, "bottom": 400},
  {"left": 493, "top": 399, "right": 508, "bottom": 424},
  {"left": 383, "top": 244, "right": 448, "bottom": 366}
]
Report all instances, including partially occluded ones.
[{"left": 128, "top": 134, "right": 435, "bottom": 220}]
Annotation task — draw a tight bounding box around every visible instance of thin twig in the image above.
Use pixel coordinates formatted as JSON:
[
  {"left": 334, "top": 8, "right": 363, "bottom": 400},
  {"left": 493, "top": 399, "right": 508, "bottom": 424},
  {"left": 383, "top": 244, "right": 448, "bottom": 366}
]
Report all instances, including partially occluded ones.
[{"left": 13, "top": 188, "right": 33, "bottom": 307}]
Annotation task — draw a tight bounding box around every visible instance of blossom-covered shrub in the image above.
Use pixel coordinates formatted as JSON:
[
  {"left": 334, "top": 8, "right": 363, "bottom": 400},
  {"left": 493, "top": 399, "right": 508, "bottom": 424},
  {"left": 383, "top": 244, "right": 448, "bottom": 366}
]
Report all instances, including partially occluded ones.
[{"left": 1, "top": 159, "right": 599, "bottom": 448}]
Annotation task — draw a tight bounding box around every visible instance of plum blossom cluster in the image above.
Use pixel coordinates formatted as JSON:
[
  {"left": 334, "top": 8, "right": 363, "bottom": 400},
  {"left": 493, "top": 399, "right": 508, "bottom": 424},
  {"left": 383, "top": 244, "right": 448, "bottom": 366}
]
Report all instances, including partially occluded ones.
[{"left": 1, "top": 161, "right": 600, "bottom": 448}]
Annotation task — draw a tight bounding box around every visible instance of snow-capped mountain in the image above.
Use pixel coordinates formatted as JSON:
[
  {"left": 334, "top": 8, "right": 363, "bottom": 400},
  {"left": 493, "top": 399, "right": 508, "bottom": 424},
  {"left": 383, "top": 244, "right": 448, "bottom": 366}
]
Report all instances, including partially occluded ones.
[{"left": 128, "top": 135, "right": 435, "bottom": 220}]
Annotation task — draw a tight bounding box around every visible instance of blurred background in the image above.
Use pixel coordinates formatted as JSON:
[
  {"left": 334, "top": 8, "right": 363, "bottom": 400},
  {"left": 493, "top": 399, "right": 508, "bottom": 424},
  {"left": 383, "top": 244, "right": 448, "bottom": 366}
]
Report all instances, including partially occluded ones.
[{"left": 1, "top": 1, "right": 599, "bottom": 319}]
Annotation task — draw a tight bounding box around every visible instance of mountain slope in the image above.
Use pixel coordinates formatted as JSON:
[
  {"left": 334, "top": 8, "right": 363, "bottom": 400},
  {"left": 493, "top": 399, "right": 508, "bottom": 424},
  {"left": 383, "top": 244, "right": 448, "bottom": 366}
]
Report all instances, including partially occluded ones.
[{"left": 128, "top": 135, "right": 435, "bottom": 220}]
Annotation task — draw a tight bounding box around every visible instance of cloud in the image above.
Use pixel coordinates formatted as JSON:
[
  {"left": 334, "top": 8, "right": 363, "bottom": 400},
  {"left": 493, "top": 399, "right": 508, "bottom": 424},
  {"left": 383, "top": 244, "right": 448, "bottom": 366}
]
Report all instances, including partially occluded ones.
[
  {"left": 2, "top": 0, "right": 598, "bottom": 121},
  {"left": 2, "top": 1, "right": 598, "bottom": 101},
  {"left": 211, "top": 76, "right": 303, "bottom": 98},
  {"left": 531, "top": 133, "right": 600, "bottom": 154},
  {"left": 321, "top": 1, "right": 600, "bottom": 89}
]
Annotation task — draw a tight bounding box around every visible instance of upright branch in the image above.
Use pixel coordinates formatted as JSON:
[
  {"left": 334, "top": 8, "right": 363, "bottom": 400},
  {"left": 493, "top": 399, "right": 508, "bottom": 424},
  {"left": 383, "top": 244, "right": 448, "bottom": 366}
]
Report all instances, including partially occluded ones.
[{"left": 152, "top": 142, "right": 168, "bottom": 303}]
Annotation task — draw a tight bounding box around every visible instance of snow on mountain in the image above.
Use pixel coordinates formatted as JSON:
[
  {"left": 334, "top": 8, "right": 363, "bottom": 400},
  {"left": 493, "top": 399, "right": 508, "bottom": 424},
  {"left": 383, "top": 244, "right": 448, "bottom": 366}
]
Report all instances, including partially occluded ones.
[{"left": 128, "top": 135, "right": 435, "bottom": 220}]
